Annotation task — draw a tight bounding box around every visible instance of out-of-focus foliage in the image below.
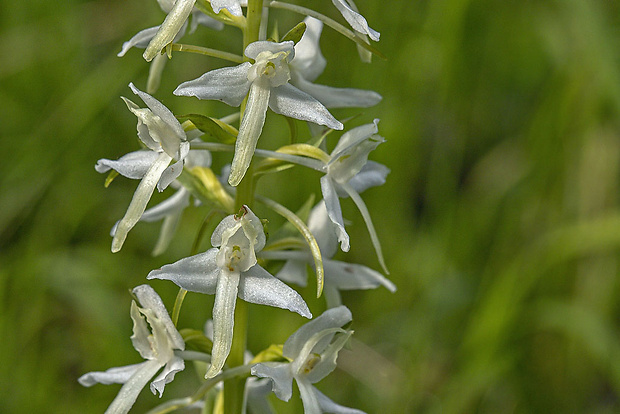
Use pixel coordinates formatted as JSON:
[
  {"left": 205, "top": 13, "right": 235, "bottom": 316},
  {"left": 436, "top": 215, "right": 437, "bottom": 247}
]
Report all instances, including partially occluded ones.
[{"left": 2, "top": 0, "right": 620, "bottom": 412}]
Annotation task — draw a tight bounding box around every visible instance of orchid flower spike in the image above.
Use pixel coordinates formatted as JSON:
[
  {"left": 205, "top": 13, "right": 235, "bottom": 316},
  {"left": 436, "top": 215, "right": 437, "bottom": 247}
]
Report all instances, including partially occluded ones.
[
  {"left": 262, "top": 200, "right": 396, "bottom": 308},
  {"left": 290, "top": 17, "right": 382, "bottom": 108},
  {"left": 78, "top": 285, "right": 185, "bottom": 414},
  {"left": 95, "top": 83, "right": 189, "bottom": 253},
  {"left": 252, "top": 306, "right": 365, "bottom": 414},
  {"left": 174, "top": 40, "right": 343, "bottom": 186},
  {"left": 148, "top": 205, "right": 311, "bottom": 378}
]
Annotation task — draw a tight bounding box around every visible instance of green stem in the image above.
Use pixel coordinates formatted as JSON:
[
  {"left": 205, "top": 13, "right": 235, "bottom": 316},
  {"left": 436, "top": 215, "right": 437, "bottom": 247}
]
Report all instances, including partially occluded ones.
[{"left": 223, "top": 2, "right": 264, "bottom": 413}]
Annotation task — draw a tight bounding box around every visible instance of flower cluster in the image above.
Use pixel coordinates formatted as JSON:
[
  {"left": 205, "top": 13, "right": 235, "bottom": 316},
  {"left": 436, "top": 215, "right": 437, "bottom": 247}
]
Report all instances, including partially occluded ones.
[{"left": 83, "top": 0, "right": 395, "bottom": 412}]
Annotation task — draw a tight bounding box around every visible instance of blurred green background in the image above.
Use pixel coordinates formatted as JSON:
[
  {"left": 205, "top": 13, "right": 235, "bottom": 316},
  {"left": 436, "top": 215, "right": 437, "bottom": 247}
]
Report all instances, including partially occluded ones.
[{"left": 3, "top": 0, "right": 620, "bottom": 412}]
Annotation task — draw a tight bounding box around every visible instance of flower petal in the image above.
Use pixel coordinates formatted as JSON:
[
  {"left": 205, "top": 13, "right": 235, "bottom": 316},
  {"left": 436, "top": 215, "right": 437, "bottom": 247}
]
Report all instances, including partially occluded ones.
[
  {"left": 130, "top": 301, "right": 155, "bottom": 359},
  {"left": 291, "top": 17, "right": 326, "bottom": 82},
  {"left": 112, "top": 152, "right": 172, "bottom": 253},
  {"left": 206, "top": 268, "right": 241, "bottom": 378},
  {"left": 320, "top": 176, "right": 349, "bottom": 252},
  {"left": 323, "top": 260, "right": 396, "bottom": 292},
  {"left": 282, "top": 306, "right": 352, "bottom": 360},
  {"left": 105, "top": 359, "right": 164, "bottom": 414},
  {"left": 144, "top": 0, "right": 197, "bottom": 61},
  {"left": 95, "top": 150, "right": 161, "bottom": 179},
  {"left": 229, "top": 77, "right": 271, "bottom": 186},
  {"left": 174, "top": 63, "right": 252, "bottom": 107},
  {"left": 296, "top": 378, "right": 321, "bottom": 414},
  {"left": 291, "top": 75, "right": 382, "bottom": 109},
  {"left": 308, "top": 200, "right": 339, "bottom": 258},
  {"left": 147, "top": 249, "right": 220, "bottom": 294},
  {"left": 133, "top": 284, "right": 185, "bottom": 351},
  {"left": 141, "top": 188, "right": 190, "bottom": 222},
  {"left": 251, "top": 362, "right": 294, "bottom": 401},
  {"left": 315, "top": 387, "right": 366, "bottom": 414},
  {"left": 240, "top": 265, "right": 312, "bottom": 319},
  {"left": 78, "top": 362, "right": 145, "bottom": 387},
  {"left": 150, "top": 355, "right": 185, "bottom": 397},
  {"left": 269, "top": 84, "right": 343, "bottom": 130},
  {"left": 210, "top": 0, "right": 243, "bottom": 16},
  {"left": 346, "top": 161, "right": 389, "bottom": 194},
  {"left": 305, "top": 330, "right": 351, "bottom": 383},
  {"left": 331, "top": 0, "right": 380, "bottom": 41},
  {"left": 118, "top": 26, "right": 160, "bottom": 57},
  {"left": 275, "top": 259, "right": 309, "bottom": 287},
  {"left": 331, "top": 119, "right": 379, "bottom": 157}
]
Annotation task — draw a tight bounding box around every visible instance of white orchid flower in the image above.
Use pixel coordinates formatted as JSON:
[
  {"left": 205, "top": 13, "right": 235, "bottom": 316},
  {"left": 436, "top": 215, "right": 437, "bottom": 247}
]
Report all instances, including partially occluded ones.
[
  {"left": 320, "top": 119, "right": 389, "bottom": 273},
  {"left": 78, "top": 285, "right": 185, "bottom": 414},
  {"left": 147, "top": 205, "right": 312, "bottom": 378},
  {"left": 290, "top": 17, "right": 381, "bottom": 108},
  {"left": 261, "top": 200, "right": 396, "bottom": 307},
  {"left": 174, "top": 40, "right": 343, "bottom": 186},
  {"left": 252, "top": 306, "right": 365, "bottom": 414},
  {"left": 95, "top": 83, "right": 189, "bottom": 253},
  {"left": 332, "top": 0, "right": 379, "bottom": 42}
]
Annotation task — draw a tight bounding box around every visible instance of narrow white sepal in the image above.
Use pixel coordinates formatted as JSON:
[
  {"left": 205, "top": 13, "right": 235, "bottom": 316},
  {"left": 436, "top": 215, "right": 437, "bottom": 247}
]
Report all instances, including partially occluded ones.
[
  {"left": 144, "top": 0, "right": 197, "bottom": 62},
  {"left": 229, "top": 77, "right": 271, "bottom": 186},
  {"left": 112, "top": 152, "right": 172, "bottom": 252},
  {"left": 206, "top": 268, "right": 241, "bottom": 378}
]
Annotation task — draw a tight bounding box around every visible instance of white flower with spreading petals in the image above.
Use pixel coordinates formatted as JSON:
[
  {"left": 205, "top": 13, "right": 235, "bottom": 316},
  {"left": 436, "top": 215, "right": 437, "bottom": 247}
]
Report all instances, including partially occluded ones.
[
  {"left": 321, "top": 119, "right": 389, "bottom": 272},
  {"left": 174, "top": 40, "right": 343, "bottom": 186},
  {"left": 78, "top": 285, "right": 185, "bottom": 414},
  {"left": 252, "top": 306, "right": 365, "bottom": 414},
  {"left": 95, "top": 83, "right": 189, "bottom": 253},
  {"left": 147, "top": 205, "right": 311, "bottom": 379},
  {"left": 289, "top": 17, "right": 381, "bottom": 108},
  {"left": 262, "top": 200, "right": 396, "bottom": 307}
]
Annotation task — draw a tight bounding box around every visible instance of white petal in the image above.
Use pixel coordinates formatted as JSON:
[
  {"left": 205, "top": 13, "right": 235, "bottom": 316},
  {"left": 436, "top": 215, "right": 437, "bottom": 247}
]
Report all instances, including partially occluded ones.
[
  {"left": 78, "top": 362, "right": 145, "bottom": 387},
  {"left": 95, "top": 150, "right": 161, "bottom": 179},
  {"left": 320, "top": 176, "right": 349, "bottom": 252},
  {"left": 269, "top": 84, "right": 343, "bottom": 130},
  {"left": 291, "top": 17, "right": 326, "bottom": 82},
  {"left": 323, "top": 260, "right": 396, "bottom": 292},
  {"left": 282, "top": 306, "right": 351, "bottom": 360},
  {"left": 129, "top": 83, "right": 187, "bottom": 159},
  {"left": 315, "top": 388, "right": 366, "bottom": 414},
  {"left": 346, "top": 161, "right": 389, "bottom": 194},
  {"left": 240, "top": 265, "right": 311, "bottom": 318},
  {"left": 130, "top": 301, "right": 155, "bottom": 359},
  {"left": 144, "top": 0, "right": 197, "bottom": 61},
  {"left": 275, "top": 259, "right": 309, "bottom": 287},
  {"left": 206, "top": 268, "right": 241, "bottom": 378},
  {"left": 112, "top": 152, "right": 172, "bottom": 253},
  {"left": 150, "top": 355, "right": 185, "bottom": 396},
  {"left": 210, "top": 0, "right": 243, "bottom": 16},
  {"left": 291, "top": 75, "right": 382, "bottom": 109},
  {"left": 308, "top": 200, "right": 339, "bottom": 258},
  {"left": 245, "top": 41, "right": 295, "bottom": 60},
  {"left": 133, "top": 284, "right": 185, "bottom": 350},
  {"left": 330, "top": 119, "right": 380, "bottom": 160},
  {"left": 147, "top": 53, "right": 168, "bottom": 94},
  {"left": 305, "top": 330, "right": 351, "bottom": 383},
  {"left": 141, "top": 188, "right": 190, "bottom": 222},
  {"left": 147, "top": 249, "right": 220, "bottom": 294},
  {"left": 158, "top": 142, "right": 188, "bottom": 190},
  {"left": 245, "top": 377, "right": 278, "bottom": 414},
  {"left": 339, "top": 182, "right": 388, "bottom": 274},
  {"left": 251, "top": 362, "right": 294, "bottom": 401},
  {"left": 331, "top": 0, "right": 380, "bottom": 41},
  {"left": 229, "top": 77, "right": 270, "bottom": 186},
  {"left": 192, "top": 12, "right": 225, "bottom": 31},
  {"left": 174, "top": 63, "right": 252, "bottom": 107},
  {"left": 296, "top": 378, "right": 321, "bottom": 414},
  {"left": 118, "top": 26, "right": 160, "bottom": 57},
  {"left": 105, "top": 359, "right": 163, "bottom": 414}
]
